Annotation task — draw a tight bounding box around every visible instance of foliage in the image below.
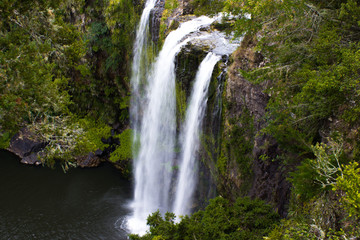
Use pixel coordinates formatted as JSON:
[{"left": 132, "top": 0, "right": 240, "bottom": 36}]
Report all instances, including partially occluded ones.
[
  {"left": 175, "top": 82, "right": 187, "bottom": 126},
  {"left": 29, "top": 115, "right": 81, "bottom": 168},
  {"left": 289, "top": 158, "right": 322, "bottom": 202},
  {"left": 309, "top": 140, "right": 344, "bottom": 187},
  {"left": 158, "top": 0, "right": 180, "bottom": 44},
  {"left": 129, "top": 196, "right": 280, "bottom": 240},
  {"left": 217, "top": 1, "right": 360, "bottom": 236},
  {"left": 109, "top": 128, "right": 133, "bottom": 163},
  {"left": 227, "top": 113, "right": 254, "bottom": 174},
  {"left": 109, "top": 128, "right": 134, "bottom": 176},
  {"left": 267, "top": 219, "right": 320, "bottom": 240},
  {"left": 29, "top": 115, "right": 111, "bottom": 169},
  {"left": 223, "top": 0, "right": 360, "bottom": 153},
  {"left": 0, "top": 0, "right": 80, "bottom": 137},
  {"left": 0, "top": 132, "right": 12, "bottom": 149},
  {"left": 0, "top": 0, "right": 135, "bottom": 168},
  {"left": 266, "top": 193, "right": 360, "bottom": 239},
  {"left": 217, "top": 107, "right": 255, "bottom": 194},
  {"left": 289, "top": 137, "right": 345, "bottom": 201},
  {"left": 334, "top": 161, "right": 360, "bottom": 218},
  {"left": 74, "top": 118, "right": 112, "bottom": 155},
  {"left": 69, "top": 0, "right": 136, "bottom": 123},
  {"left": 268, "top": 219, "right": 360, "bottom": 240},
  {"left": 105, "top": 0, "right": 138, "bottom": 74},
  {"left": 191, "top": 0, "right": 225, "bottom": 16}
]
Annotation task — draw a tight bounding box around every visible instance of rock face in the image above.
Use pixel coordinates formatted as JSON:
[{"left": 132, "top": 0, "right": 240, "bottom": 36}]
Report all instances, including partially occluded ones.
[
  {"left": 7, "top": 128, "right": 47, "bottom": 166},
  {"left": 223, "top": 36, "right": 290, "bottom": 216},
  {"left": 150, "top": 0, "right": 165, "bottom": 43}
]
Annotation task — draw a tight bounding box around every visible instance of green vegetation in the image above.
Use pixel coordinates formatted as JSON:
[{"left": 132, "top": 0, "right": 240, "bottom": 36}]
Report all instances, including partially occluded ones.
[
  {"left": 175, "top": 82, "right": 187, "bottom": 125},
  {"left": 29, "top": 116, "right": 111, "bottom": 168},
  {"left": 220, "top": 0, "right": 360, "bottom": 237},
  {"left": 0, "top": 0, "right": 76, "bottom": 141},
  {"left": 216, "top": 105, "right": 255, "bottom": 196},
  {"left": 334, "top": 161, "right": 360, "bottom": 218},
  {"left": 0, "top": 0, "right": 139, "bottom": 168},
  {"left": 191, "top": 0, "right": 225, "bottom": 16},
  {"left": 158, "top": 0, "right": 179, "bottom": 44},
  {"left": 109, "top": 128, "right": 133, "bottom": 176},
  {"left": 227, "top": 0, "right": 360, "bottom": 142},
  {"left": 110, "top": 128, "right": 133, "bottom": 163},
  {"left": 129, "top": 196, "right": 280, "bottom": 240},
  {"left": 227, "top": 110, "right": 254, "bottom": 176},
  {"left": 289, "top": 137, "right": 346, "bottom": 201}
]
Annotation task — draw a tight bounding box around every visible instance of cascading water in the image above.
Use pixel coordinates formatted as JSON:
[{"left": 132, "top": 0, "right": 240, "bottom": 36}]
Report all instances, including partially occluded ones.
[
  {"left": 127, "top": 0, "right": 157, "bottom": 233},
  {"left": 128, "top": 16, "right": 217, "bottom": 234},
  {"left": 130, "top": 0, "right": 157, "bottom": 139},
  {"left": 172, "top": 52, "right": 221, "bottom": 216}
]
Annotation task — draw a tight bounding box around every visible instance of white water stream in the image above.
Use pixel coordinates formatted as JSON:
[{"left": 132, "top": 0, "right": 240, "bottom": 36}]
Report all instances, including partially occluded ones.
[
  {"left": 172, "top": 52, "right": 221, "bottom": 216},
  {"left": 130, "top": 0, "right": 157, "bottom": 140},
  {"left": 128, "top": 15, "right": 216, "bottom": 234}
]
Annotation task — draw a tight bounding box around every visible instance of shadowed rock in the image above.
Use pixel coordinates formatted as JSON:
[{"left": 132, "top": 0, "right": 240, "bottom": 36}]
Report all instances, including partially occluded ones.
[
  {"left": 8, "top": 128, "right": 47, "bottom": 165},
  {"left": 76, "top": 152, "right": 102, "bottom": 168}
]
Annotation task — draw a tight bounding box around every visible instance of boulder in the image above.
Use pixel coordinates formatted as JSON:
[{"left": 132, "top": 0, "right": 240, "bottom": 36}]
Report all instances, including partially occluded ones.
[
  {"left": 95, "top": 149, "right": 104, "bottom": 157},
  {"left": 7, "top": 128, "right": 47, "bottom": 163},
  {"left": 21, "top": 152, "right": 42, "bottom": 166},
  {"left": 76, "top": 152, "right": 102, "bottom": 168}
]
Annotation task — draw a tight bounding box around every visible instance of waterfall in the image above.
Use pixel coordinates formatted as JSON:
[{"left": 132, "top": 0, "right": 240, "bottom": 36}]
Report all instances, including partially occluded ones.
[
  {"left": 128, "top": 0, "right": 157, "bottom": 233},
  {"left": 128, "top": 15, "right": 216, "bottom": 234},
  {"left": 173, "top": 52, "right": 221, "bottom": 216},
  {"left": 130, "top": 0, "right": 157, "bottom": 139}
]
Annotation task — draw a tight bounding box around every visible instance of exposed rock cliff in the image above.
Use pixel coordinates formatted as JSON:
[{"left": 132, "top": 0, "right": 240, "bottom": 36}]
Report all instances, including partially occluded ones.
[{"left": 223, "top": 36, "right": 290, "bottom": 215}]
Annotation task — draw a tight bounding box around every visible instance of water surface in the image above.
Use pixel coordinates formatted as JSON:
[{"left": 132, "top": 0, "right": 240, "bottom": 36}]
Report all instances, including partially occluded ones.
[{"left": 0, "top": 150, "right": 132, "bottom": 240}]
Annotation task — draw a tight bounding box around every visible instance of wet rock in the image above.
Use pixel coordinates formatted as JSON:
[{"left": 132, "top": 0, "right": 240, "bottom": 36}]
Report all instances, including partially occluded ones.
[
  {"left": 112, "top": 122, "right": 121, "bottom": 132},
  {"left": 21, "top": 152, "right": 42, "bottom": 166},
  {"left": 7, "top": 128, "right": 47, "bottom": 164},
  {"left": 111, "top": 129, "right": 116, "bottom": 136},
  {"left": 101, "top": 137, "right": 111, "bottom": 145},
  {"left": 113, "top": 137, "right": 120, "bottom": 145},
  {"left": 76, "top": 152, "right": 102, "bottom": 168},
  {"left": 101, "top": 136, "right": 120, "bottom": 146},
  {"left": 150, "top": 0, "right": 165, "bottom": 43},
  {"left": 95, "top": 149, "right": 104, "bottom": 157},
  {"left": 180, "top": 0, "right": 193, "bottom": 15}
]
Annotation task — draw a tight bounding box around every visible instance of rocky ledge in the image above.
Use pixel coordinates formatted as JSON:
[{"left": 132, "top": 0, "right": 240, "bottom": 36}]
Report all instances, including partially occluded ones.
[{"left": 7, "top": 128, "right": 47, "bottom": 166}]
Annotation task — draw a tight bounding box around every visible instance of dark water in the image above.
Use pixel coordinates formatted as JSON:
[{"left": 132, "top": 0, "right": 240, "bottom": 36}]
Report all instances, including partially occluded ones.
[{"left": 0, "top": 150, "right": 133, "bottom": 240}]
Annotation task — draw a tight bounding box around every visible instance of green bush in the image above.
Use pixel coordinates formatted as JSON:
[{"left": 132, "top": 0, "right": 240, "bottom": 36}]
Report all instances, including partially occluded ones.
[
  {"left": 29, "top": 116, "right": 111, "bottom": 169},
  {"left": 129, "top": 196, "right": 280, "bottom": 240},
  {"left": 334, "top": 161, "right": 360, "bottom": 218},
  {"left": 289, "top": 137, "right": 345, "bottom": 202},
  {"left": 74, "top": 118, "right": 112, "bottom": 155},
  {"left": 109, "top": 128, "right": 133, "bottom": 163}
]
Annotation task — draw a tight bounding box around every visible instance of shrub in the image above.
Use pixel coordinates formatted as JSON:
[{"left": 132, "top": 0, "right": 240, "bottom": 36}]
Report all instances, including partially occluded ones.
[{"left": 129, "top": 196, "right": 280, "bottom": 240}]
